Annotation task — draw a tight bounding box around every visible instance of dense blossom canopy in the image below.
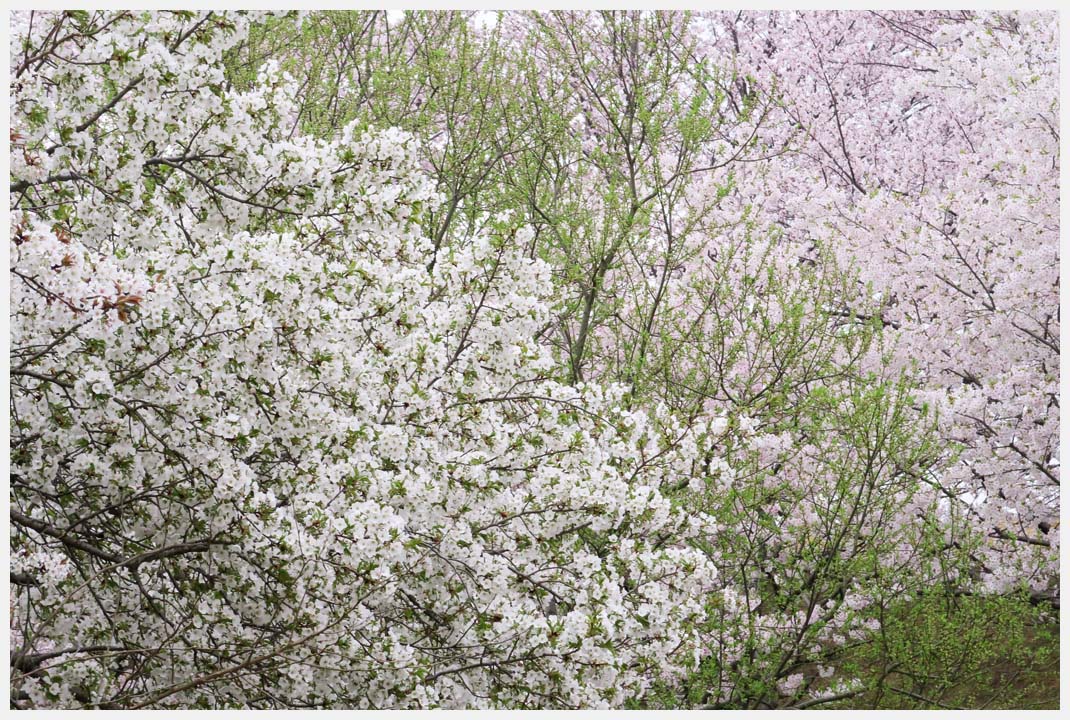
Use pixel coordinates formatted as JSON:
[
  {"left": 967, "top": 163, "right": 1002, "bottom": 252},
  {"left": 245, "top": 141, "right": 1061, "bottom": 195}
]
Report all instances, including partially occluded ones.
[
  {"left": 10, "top": 11, "right": 724, "bottom": 708},
  {"left": 8, "top": 9, "right": 1059, "bottom": 710},
  {"left": 715, "top": 10, "right": 1059, "bottom": 587}
]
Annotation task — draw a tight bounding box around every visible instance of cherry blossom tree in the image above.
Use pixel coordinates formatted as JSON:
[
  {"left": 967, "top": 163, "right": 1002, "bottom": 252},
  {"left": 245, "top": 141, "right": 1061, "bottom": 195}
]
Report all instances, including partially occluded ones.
[
  {"left": 707, "top": 9, "right": 1059, "bottom": 596},
  {"left": 10, "top": 10, "right": 725, "bottom": 708}
]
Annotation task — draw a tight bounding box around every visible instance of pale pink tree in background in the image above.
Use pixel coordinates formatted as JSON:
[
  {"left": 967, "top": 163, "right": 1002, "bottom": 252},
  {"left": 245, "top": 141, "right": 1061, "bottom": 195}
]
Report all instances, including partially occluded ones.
[{"left": 701, "top": 9, "right": 1059, "bottom": 595}]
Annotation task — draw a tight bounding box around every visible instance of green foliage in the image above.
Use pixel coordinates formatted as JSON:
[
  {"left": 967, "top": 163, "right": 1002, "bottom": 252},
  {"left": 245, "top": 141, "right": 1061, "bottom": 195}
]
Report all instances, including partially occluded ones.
[
  {"left": 637, "top": 593, "right": 1059, "bottom": 710},
  {"left": 838, "top": 594, "right": 1059, "bottom": 709}
]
